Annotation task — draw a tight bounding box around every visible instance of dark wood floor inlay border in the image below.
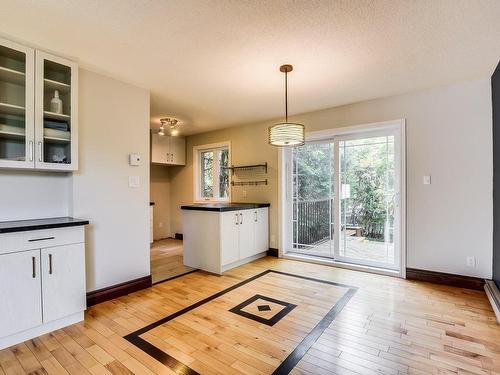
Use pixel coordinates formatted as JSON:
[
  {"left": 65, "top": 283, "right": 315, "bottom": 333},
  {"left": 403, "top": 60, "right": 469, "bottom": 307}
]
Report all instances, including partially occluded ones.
[
  {"left": 124, "top": 270, "right": 357, "bottom": 375},
  {"left": 229, "top": 294, "right": 297, "bottom": 326}
]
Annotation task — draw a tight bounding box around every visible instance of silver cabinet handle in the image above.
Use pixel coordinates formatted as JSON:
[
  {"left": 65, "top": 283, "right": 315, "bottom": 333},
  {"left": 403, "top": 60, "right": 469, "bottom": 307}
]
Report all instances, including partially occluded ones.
[
  {"left": 49, "top": 254, "right": 53, "bottom": 275},
  {"left": 37, "top": 141, "right": 42, "bottom": 162},
  {"left": 235, "top": 213, "right": 239, "bottom": 225},
  {"left": 254, "top": 211, "right": 257, "bottom": 222},
  {"left": 32, "top": 257, "right": 36, "bottom": 278},
  {"left": 239, "top": 213, "right": 243, "bottom": 224},
  {"left": 29, "top": 141, "right": 34, "bottom": 162}
]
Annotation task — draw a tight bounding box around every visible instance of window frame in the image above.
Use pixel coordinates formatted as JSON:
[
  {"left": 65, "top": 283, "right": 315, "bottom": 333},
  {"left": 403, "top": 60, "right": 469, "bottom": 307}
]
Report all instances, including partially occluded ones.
[{"left": 193, "top": 141, "right": 231, "bottom": 203}]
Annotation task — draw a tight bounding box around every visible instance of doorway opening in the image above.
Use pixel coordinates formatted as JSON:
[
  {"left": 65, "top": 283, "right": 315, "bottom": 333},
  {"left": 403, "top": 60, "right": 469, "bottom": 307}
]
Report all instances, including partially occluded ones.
[
  {"left": 150, "top": 165, "right": 194, "bottom": 284},
  {"left": 281, "top": 120, "right": 405, "bottom": 275}
]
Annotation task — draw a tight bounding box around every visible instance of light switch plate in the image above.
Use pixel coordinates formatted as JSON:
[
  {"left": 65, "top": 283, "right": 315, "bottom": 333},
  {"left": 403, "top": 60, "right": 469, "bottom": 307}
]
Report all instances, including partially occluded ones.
[
  {"left": 129, "top": 176, "right": 140, "bottom": 188},
  {"left": 423, "top": 175, "right": 431, "bottom": 185},
  {"left": 129, "top": 153, "right": 141, "bottom": 166}
]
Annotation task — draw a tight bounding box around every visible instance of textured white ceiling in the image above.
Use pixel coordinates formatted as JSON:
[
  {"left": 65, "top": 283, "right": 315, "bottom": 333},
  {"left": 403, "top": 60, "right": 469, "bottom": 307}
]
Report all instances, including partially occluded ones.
[{"left": 1, "top": 0, "right": 500, "bottom": 135}]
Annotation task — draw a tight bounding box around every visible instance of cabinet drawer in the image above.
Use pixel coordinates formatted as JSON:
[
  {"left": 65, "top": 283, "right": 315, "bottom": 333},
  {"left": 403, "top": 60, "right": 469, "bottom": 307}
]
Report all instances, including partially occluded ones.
[{"left": 0, "top": 227, "right": 84, "bottom": 255}]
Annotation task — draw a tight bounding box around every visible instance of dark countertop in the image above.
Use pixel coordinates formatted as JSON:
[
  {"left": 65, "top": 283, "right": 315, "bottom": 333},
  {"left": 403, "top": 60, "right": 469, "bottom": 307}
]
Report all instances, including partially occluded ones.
[
  {"left": 0, "top": 217, "right": 90, "bottom": 234},
  {"left": 181, "top": 202, "right": 270, "bottom": 212}
]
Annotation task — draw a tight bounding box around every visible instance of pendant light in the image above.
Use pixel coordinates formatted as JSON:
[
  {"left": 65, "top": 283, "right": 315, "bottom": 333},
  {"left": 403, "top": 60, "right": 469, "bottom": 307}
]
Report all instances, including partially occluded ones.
[{"left": 268, "top": 64, "right": 305, "bottom": 146}]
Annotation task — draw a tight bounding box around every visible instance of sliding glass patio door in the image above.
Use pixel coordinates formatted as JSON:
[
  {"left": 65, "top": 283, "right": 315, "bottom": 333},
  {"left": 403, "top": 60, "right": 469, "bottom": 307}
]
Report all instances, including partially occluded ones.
[
  {"left": 335, "top": 132, "right": 401, "bottom": 270},
  {"left": 286, "top": 123, "right": 404, "bottom": 272},
  {"left": 292, "top": 142, "right": 335, "bottom": 257}
]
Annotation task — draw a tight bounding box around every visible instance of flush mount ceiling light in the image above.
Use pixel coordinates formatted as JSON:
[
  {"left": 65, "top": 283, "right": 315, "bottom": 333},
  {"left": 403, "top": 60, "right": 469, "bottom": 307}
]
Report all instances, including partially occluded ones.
[
  {"left": 268, "top": 64, "right": 305, "bottom": 147},
  {"left": 159, "top": 118, "right": 180, "bottom": 136}
]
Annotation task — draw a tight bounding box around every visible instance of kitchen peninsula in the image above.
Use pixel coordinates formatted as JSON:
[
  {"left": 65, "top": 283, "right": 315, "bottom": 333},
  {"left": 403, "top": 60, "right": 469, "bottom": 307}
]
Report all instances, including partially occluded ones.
[{"left": 181, "top": 203, "right": 270, "bottom": 274}]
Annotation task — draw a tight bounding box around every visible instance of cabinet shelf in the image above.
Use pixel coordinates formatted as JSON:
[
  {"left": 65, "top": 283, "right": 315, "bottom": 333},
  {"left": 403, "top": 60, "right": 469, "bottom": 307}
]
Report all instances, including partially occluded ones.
[
  {"left": 0, "top": 102, "right": 25, "bottom": 116},
  {"left": 0, "top": 129, "right": 24, "bottom": 140},
  {"left": 43, "top": 111, "right": 70, "bottom": 121},
  {"left": 44, "top": 136, "right": 70, "bottom": 143},
  {"left": 44, "top": 78, "right": 70, "bottom": 93},
  {"left": 0, "top": 66, "right": 25, "bottom": 85}
]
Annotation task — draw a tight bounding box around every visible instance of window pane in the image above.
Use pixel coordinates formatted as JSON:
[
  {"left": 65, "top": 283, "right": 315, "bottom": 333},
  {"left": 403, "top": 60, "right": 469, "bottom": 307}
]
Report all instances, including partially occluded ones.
[
  {"left": 200, "top": 151, "right": 214, "bottom": 198},
  {"left": 218, "top": 148, "right": 229, "bottom": 199}
]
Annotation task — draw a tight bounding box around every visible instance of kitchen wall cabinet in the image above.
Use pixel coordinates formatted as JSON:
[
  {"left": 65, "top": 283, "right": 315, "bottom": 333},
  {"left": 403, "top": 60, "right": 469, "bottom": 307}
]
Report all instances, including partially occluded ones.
[
  {"left": 182, "top": 205, "right": 269, "bottom": 274},
  {"left": 151, "top": 133, "right": 185, "bottom": 166},
  {"left": 0, "top": 224, "right": 87, "bottom": 350},
  {"left": 0, "top": 37, "right": 78, "bottom": 171}
]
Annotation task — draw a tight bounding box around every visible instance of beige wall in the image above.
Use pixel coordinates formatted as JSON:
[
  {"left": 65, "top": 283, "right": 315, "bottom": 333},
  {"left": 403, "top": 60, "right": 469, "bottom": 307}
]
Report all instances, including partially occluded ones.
[
  {"left": 150, "top": 165, "right": 171, "bottom": 239},
  {"left": 170, "top": 79, "right": 492, "bottom": 278},
  {"left": 73, "top": 69, "right": 150, "bottom": 292}
]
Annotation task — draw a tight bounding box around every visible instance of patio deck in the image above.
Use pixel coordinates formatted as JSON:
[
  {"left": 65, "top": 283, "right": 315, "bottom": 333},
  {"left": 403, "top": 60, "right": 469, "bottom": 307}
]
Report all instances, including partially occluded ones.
[{"left": 293, "top": 234, "right": 395, "bottom": 265}]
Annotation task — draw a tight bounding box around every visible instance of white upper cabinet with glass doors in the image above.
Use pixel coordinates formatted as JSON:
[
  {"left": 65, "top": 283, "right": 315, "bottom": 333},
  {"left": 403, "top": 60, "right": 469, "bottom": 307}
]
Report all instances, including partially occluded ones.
[
  {"left": 35, "top": 51, "right": 78, "bottom": 171},
  {"left": 0, "top": 37, "right": 78, "bottom": 171},
  {"left": 0, "top": 38, "right": 34, "bottom": 169}
]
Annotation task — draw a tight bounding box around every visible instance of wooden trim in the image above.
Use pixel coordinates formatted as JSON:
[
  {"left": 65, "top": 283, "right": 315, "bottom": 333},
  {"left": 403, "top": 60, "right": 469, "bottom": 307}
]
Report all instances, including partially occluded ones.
[
  {"left": 267, "top": 248, "right": 278, "bottom": 257},
  {"left": 406, "top": 268, "right": 485, "bottom": 291},
  {"left": 86, "top": 275, "right": 152, "bottom": 307}
]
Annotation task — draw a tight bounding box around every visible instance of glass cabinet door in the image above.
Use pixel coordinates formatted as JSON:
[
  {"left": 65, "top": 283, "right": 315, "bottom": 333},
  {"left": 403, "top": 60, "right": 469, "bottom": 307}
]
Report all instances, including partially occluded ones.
[
  {"left": 0, "top": 38, "right": 34, "bottom": 168},
  {"left": 35, "top": 51, "right": 78, "bottom": 170}
]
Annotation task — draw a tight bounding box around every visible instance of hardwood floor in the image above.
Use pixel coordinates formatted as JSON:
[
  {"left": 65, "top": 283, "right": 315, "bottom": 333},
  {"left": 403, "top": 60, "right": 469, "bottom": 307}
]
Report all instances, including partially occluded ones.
[
  {"left": 150, "top": 239, "right": 194, "bottom": 284},
  {"left": 1, "top": 256, "right": 499, "bottom": 375}
]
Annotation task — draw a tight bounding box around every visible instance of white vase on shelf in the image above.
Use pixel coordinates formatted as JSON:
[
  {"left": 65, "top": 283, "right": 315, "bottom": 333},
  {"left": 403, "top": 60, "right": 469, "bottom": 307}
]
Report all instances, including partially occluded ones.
[{"left": 50, "top": 90, "right": 63, "bottom": 114}]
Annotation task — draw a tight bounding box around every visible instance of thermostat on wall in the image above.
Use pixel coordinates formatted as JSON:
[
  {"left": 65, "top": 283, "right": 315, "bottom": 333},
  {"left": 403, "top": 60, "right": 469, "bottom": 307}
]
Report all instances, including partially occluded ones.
[{"left": 129, "top": 153, "right": 141, "bottom": 166}]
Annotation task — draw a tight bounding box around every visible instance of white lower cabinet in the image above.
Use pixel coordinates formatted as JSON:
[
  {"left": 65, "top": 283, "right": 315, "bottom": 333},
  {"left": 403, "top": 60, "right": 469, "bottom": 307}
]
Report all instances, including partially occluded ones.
[
  {"left": 254, "top": 208, "right": 269, "bottom": 254},
  {"left": 41, "top": 243, "right": 86, "bottom": 323},
  {"left": 0, "top": 226, "right": 86, "bottom": 350},
  {"left": 220, "top": 208, "right": 269, "bottom": 268},
  {"left": 0, "top": 250, "right": 42, "bottom": 338},
  {"left": 221, "top": 212, "right": 240, "bottom": 266},
  {"left": 183, "top": 206, "right": 269, "bottom": 274},
  {"left": 238, "top": 210, "right": 257, "bottom": 260}
]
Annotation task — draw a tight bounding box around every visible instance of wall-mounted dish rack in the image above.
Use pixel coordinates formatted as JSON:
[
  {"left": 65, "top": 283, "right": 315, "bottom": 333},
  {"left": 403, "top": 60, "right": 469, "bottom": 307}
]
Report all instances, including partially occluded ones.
[
  {"left": 231, "top": 179, "right": 268, "bottom": 186},
  {"left": 227, "top": 162, "right": 268, "bottom": 187},
  {"left": 225, "top": 162, "right": 267, "bottom": 175}
]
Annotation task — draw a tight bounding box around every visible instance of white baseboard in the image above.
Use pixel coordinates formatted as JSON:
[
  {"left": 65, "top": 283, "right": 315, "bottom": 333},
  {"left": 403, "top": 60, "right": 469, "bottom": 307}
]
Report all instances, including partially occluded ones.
[
  {"left": 0, "top": 311, "right": 84, "bottom": 350},
  {"left": 485, "top": 280, "right": 500, "bottom": 324}
]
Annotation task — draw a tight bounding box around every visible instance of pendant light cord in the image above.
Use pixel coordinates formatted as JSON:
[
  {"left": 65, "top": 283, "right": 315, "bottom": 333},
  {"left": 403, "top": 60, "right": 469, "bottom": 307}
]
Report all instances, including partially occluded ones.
[{"left": 285, "top": 70, "right": 288, "bottom": 122}]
